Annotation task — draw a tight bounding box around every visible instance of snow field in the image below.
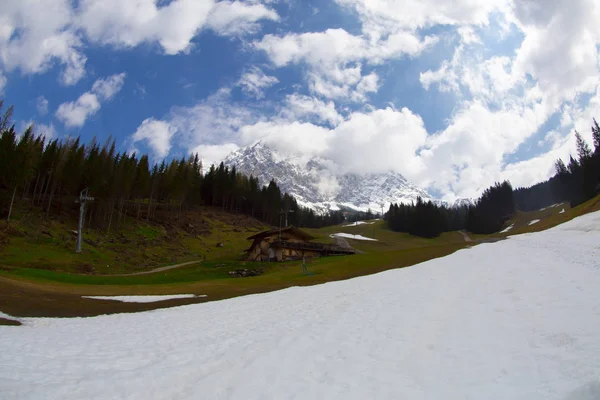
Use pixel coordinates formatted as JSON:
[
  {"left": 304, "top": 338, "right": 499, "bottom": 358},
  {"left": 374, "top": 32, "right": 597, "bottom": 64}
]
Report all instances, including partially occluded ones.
[
  {"left": 329, "top": 233, "right": 378, "bottom": 241},
  {"left": 2, "top": 211, "right": 600, "bottom": 399},
  {"left": 82, "top": 295, "right": 205, "bottom": 303},
  {"left": 529, "top": 219, "right": 541, "bottom": 225}
]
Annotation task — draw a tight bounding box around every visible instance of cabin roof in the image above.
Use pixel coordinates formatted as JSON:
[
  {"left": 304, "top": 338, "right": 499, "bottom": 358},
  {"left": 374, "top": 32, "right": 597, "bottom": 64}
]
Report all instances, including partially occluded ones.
[{"left": 246, "top": 226, "right": 315, "bottom": 241}]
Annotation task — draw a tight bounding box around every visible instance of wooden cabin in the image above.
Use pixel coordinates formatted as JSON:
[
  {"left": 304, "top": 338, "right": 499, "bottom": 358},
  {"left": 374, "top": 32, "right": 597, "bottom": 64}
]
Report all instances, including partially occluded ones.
[{"left": 245, "top": 226, "right": 354, "bottom": 262}]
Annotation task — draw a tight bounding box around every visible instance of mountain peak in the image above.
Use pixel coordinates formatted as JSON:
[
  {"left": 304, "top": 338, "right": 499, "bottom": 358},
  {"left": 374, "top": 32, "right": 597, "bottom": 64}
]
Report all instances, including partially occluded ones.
[{"left": 224, "top": 142, "right": 433, "bottom": 214}]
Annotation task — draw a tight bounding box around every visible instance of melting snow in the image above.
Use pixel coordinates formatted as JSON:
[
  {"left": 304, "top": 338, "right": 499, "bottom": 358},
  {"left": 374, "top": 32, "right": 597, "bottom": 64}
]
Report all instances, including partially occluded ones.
[
  {"left": 499, "top": 224, "right": 514, "bottom": 233},
  {"left": 82, "top": 294, "right": 204, "bottom": 303},
  {"left": 0, "top": 311, "right": 21, "bottom": 323},
  {"left": 342, "top": 221, "right": 376, "bottom": 227},
  {"left": 540, "top": 203, "right": 562, "bottom": 211},
  {"left": 528, "top": 219, "right": 541, "bottom": 226},
  {"left": 2, "top": 211, "right": 600, "bottom": 399},
  {"left": 330, "top": 233, "right": 378, "bottom": 241}
]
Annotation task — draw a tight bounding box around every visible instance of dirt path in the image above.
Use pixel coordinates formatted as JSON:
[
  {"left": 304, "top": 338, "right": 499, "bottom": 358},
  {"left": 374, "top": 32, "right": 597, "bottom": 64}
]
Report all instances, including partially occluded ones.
[
  {"left": 458, "top": 230, "right": 473, "bottom": 242},
  {"left": 107, "top": 260, "right": 202, "bottom": 276}
]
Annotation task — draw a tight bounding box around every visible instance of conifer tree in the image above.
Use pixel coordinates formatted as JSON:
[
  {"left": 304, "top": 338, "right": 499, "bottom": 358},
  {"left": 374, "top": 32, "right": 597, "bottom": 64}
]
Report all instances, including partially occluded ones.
[
  {"left": 592, "top": 119, "right": 600, "bottom": 153},
  {"left": 574, "top": 130, "right": 592, "bottom": 162}
]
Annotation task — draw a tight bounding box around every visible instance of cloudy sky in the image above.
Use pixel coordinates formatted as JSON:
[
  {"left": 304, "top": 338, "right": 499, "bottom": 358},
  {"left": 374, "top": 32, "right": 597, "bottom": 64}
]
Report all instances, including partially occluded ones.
[{"left": 2, "top": 0, "right": 600, "bottom": 200}]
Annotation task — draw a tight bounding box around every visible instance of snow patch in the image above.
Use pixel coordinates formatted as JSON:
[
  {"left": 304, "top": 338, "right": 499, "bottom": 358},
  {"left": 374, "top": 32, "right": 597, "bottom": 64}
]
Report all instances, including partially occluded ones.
[
  {"left": 528, "top": 219, "right": 541, "bottom": 226},
  {"left": 82, "top": 294, "right": 204, "bottom": 303},
  {"left": 499, "top": 224, "right": 514, "bottom": 233},
  {"left": 560, "top": 209, "right": 565, "bottom": 214},
  {"left": 539, "top": 203, "right": 562, "bottom": 211},
  {"left": 330, "top": 233, "right": 378, "bottom": 241},
  {"left": 342, "top": 221, "right": 376, "bottom": 227}
]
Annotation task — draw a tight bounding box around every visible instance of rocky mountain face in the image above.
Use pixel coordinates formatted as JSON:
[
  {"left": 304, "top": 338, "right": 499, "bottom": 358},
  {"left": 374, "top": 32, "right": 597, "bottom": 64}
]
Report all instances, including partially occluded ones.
[{"left": 223, "top": 142, "right": 434, "bottom": 214}]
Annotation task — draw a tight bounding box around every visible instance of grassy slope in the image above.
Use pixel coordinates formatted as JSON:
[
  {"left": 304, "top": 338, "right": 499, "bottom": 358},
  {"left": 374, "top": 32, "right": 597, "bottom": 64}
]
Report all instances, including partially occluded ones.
[
  {"left": 479, "top": 194, "right": 600, "bottom": 239},
  {"left": 304, "top": 219, "right": 465, "bottom": 253},
  {"left": 0, "top": 205, "right": 268, "bottom": 275}
]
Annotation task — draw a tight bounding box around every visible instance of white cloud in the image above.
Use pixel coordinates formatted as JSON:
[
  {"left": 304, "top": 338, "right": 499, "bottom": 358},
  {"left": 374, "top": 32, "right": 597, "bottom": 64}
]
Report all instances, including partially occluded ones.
[
  {"left": 35, "top": 122, "right": 56, "bottom": 140},
  {"left": 283, "top": 94, "right": 343, "bottom": 126},
  {"left": 510, "top": 0, "right": 600, "bottom": 104},
  {"left": 129, "top": 87, "right": 259, "bottom": 159},
  {"left": 60, "top": 51, "right": 87, "bottom": 86},
  {"left": 131, "top": 118, "right": 176, "bottom": 159},
  {"left": 0, "top": 72, "right": 6, "bottom": 94},
  {"left": 76, "top": 0, "right": 214, "bottom": 55},
  {"left": 255, "top": 28, "right": 436, "bottom": 101},
  {"left": 77, "top": 0, "right": 278, "bottom": 55},
  {"left": 240, "top": 120, "right": 332, "bottom": 157},
  {"left": 334, "top": 0, "right": 507, "bottom": 37},
  {"left": 91, "top": 73, "right": 127, "bottom": 101},
  {"left": 189, "top": 143, "right": 240, "bottom": 168},
  {"left": 457, "top": 26, "right": 482, "bottom": 45},
  {"left": 56, "top": 93, "right": 101, "bottom": 129},
  {"left": 0, "top": 0, "right": 86, "bottom": 86},
  {"left": 0, "top": 0, "right": 278, "bottom": 84},
  {"left": 36, "top": 96, "right": 49, "bottom": 115},
  {"left": 207, "top": 1, "right": 279, "bottom": 36},
  {"left": 56, "top": 73, "right": 126, "bottom": 128},
  {"left": 411, "top": 0, "right": 600, "bottom": 198},
  {"left": 237, "top": 67, "right": 279, "bottom": 99},
  {"left": 326, "top": 107, "right": 428, "bottom": 178},
  {"left": 315, "top": 174, "right": 341, "bottom": 198},
  {"left": 169, "top": 87, "right": 258, "bottom": 146},
  {"left": 223, "top": 104, "right": 429, "bottom": 179}
]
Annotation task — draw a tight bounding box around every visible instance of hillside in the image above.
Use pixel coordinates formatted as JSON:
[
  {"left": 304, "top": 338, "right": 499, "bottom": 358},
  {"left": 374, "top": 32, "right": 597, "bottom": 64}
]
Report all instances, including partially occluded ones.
[{"left": 0, "top": 204, "right": 268, "bottom": 275}]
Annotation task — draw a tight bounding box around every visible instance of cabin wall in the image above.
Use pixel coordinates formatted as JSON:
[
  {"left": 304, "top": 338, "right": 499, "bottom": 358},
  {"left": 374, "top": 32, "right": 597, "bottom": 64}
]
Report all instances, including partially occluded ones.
[{"left": 247, "top": 232, "right": 329, "bottom": 262}]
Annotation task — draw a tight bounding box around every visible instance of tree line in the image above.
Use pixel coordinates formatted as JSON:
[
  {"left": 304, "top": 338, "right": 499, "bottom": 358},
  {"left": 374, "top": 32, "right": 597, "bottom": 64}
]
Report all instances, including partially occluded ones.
[
  {"left": 385, "top": 181, "right": 513, "bottom": 238},
  {"left": 0, "top": 100, "right": 343, "bottom": 231},
  {"left": 514, "top": 125, "right": 600, "bottom": 211},
  {"left": 386, "top": 122, "right": 600, "bottom": 238}
]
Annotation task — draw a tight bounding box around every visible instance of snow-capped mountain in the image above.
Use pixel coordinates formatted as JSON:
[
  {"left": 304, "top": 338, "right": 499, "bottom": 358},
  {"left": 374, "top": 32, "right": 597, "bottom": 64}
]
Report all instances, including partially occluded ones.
[
  {"left": 452, "top": 198, "right": 475, "bottom": 208},
  {"left": 223, "top": 142, "right": 433, "bottom": 214}
]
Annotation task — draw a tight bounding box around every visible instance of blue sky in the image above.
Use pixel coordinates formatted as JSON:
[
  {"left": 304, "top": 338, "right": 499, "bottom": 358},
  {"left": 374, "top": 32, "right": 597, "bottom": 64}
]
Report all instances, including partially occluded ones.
[{"left": 2, "top": 0, "right": 600, "bottom": 200}]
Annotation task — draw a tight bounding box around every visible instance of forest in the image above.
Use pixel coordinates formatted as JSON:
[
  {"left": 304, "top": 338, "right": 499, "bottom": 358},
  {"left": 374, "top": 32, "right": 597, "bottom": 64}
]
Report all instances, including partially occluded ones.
[
  {"left": 386, "top": 124, "right": 600, "bottom": 238},
  {"left": 0, "top": 100, "right": 344, "bottom": 231},
  {"left": 385, "top": 181, "right": 513, "bottom": 238},
  {"left": 514, "top": 126, "right": 600, "bottom": 211}
]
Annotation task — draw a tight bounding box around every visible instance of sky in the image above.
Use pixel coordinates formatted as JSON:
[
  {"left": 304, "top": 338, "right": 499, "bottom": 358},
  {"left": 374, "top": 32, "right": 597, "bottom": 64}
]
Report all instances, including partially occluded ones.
[{"left": 1, "top": 0, "right": 600, "bottom": 201}]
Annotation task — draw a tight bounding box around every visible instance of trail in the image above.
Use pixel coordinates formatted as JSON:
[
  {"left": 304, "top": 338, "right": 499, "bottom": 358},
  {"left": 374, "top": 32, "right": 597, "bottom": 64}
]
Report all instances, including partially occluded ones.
[
  {"left": 458, "top": 230, "right": 472, "bottom": 242},
  {"left": 108, "top": 260, "right": 202, "bottom": 276}
]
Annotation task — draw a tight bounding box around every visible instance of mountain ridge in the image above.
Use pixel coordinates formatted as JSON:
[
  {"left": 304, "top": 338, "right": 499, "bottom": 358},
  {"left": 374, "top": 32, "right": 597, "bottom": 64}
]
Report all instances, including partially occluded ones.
[{"left": 223, "top": 142, "right": 435, "bottom": 214}]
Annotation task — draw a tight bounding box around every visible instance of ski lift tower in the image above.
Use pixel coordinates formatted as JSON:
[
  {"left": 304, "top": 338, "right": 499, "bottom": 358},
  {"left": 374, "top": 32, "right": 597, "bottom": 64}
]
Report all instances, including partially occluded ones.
[{"left": 76, "top": 188, "right": 94, "bottom": 253}]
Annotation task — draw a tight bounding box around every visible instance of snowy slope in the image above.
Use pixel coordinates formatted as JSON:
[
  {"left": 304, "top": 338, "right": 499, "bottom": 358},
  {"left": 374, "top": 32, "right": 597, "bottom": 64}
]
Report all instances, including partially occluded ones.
[
  {"left": 2, "top": 211, "right": 600, "bottom": 399},
  {"left": 224, "top": 142, "right": 432, "bottom": 213}
]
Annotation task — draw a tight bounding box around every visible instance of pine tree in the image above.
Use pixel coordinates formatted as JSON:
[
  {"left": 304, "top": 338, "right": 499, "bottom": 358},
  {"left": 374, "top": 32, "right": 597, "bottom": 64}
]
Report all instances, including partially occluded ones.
[
  {"left": 574, "top": 130, "right": 592, "bottom": 162},
  {"left": 592, "top": 119, "right": 600, "bottom": 153},
  {"left": 554, "top": 159, "right": 568, "bottom": 176}
]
